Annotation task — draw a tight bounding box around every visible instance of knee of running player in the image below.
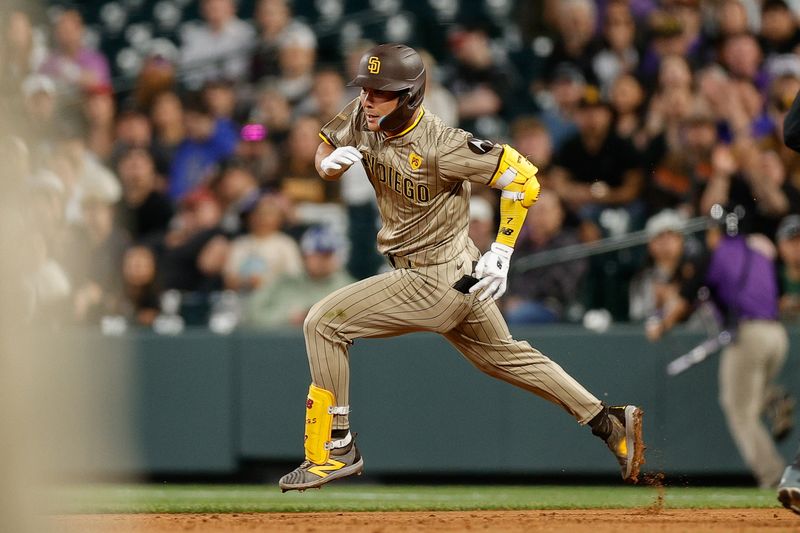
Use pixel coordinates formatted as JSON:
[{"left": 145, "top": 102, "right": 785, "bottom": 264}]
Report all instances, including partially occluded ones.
[{"left": 303, "top": 300, "right": 339, "bottom": 342}]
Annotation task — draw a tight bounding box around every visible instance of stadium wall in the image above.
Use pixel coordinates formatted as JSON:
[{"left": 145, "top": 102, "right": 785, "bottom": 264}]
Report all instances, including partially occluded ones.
[{"left": 59, "top": 326, "right": 800, "bottom": 479}]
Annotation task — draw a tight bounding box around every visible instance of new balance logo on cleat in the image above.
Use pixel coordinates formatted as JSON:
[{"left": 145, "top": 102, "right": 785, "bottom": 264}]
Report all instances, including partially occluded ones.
[
  {"left": 308, "top": 458, "right": 346, "bottom": 478},
  {"left": 279, "top": 440, "right": 364, "bottom": 492}
]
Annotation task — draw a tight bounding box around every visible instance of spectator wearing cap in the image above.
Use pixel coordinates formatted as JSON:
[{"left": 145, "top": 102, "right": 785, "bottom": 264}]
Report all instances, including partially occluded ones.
[
  {"left": 66, "top": 168, "right": 128, "bottom": 324},
  {"left": 468, "top": 196, "right": 495, "bottom": 254},
  {"left": 552, "top": 85, "right": 644, "bottom": 319},
  {"left": 244, "top": 225, "right": 354, "bottom": 327},
  {"left": 223, "top": 193, "right": 302, "bottom": 293},
  {"left": 21, "top": 74, "right": 58, "bottom": 148},
  {"left": 82, "top": 84, "right": 116, "bottom": 161},
  {"left": 552, "top": 84, "right": 644, "bottom": 236},
  {"left": 168, "top": 93, "right": 238, "bottom": 201},
  {"left": 132, "top": 40, "right": 179, "bottom": 110},
  {"left": 504, "top": 190, "right": 588, "bottom": 324},
  {"left": 179, "top": 0, "right": 256, "bottom": 89},
  {"left": 116, "top": 146, "right": 174, "bottom": 244},
  {"left": 160, "top": 188, "right": 228, "bottom": 293},
  {"left": 776, "top": 214, "right": 800, "bottom": 321},
  {"left": 1, "top": 9, "right": 48, "bottom": 96},
  {"left": 39, "top": 9, "right": 111, "bottom": 96},
  {"left": 249, "top": 0, "right": 316, "bottom": 83},
  {"left": 629, "top": 209, "right": 688, "bottom": 322},
  {"left": 51, "top": 113, "right": 122, "bottom": 226}
]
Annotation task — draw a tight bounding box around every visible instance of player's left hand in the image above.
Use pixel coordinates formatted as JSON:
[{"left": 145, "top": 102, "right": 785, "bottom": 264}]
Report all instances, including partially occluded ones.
[{"left": 470, "top": 243, "right": 513, "bottom": 301}]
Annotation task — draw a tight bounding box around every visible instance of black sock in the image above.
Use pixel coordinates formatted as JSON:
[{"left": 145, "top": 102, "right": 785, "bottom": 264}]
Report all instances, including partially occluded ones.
[
  {"left": 332, "top": 429, "right": 349, "bottom": 439},
  {"left": 330, "top": 429, "right": 351, "bottom": 455},
  {"left": 589, "top": 406, "right": 612, "bottom": 441}
]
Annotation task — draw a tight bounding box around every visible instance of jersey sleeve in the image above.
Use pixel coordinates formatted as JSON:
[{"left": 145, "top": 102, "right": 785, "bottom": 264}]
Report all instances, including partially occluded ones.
[
  {"left": 319, "top": 97, "right": 361, "bottom": 148},
  {"left": 437, "top": 127, "right": 505, "bottom": 185}
]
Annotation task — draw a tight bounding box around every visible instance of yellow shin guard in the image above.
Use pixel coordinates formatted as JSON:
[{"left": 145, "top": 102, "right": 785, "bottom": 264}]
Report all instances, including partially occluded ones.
[{"left": 304, "top": 384, "right": 349, "bottom": 465}]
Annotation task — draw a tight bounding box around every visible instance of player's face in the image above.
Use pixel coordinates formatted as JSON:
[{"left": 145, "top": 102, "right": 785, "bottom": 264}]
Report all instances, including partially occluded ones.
[{"left": 360, "top": 88, "right": 400, "bottom": 131}]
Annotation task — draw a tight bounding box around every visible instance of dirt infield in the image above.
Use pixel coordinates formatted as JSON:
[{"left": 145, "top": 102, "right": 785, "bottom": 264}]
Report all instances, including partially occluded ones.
[{"left": 56, "top": 509, "right": 799, "bottom": 532}]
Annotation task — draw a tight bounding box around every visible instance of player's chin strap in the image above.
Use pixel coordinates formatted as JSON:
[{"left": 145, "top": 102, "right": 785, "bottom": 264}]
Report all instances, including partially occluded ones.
[{"left": 304, "top": 384, "right": 351, "bottom": 464}]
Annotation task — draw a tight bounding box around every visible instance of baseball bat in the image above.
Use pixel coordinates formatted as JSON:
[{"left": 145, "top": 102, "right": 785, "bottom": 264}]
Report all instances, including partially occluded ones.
[{"left": 665, "top": 330, "right": 733, "bottom": 376}]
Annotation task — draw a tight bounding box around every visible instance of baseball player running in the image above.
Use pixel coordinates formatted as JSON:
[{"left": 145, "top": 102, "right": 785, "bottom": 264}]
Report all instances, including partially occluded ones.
[{"left": 279, "top": 44, "right": 645, "bottom": 491}]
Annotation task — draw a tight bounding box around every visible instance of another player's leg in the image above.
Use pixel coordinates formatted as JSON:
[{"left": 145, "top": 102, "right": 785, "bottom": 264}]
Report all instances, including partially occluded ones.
[
  {"left": 718, "top": 322, "right": 787, "bottom": 488},
  {"left": 443, "top": 301, "right": 645, "bottom": 482},
  {"left": 779, "top": 447, "right": 800, "bottom": 515}
]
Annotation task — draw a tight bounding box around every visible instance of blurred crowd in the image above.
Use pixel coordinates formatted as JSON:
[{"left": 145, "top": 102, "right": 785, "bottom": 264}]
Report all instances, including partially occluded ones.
[{"left": 2, "top": 0, "right": 800, "bottom": 332}]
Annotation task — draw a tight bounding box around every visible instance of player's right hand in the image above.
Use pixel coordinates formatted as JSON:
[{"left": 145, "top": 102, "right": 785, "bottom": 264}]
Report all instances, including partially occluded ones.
[
  {"left": 470, "top": 242, "right": 513, "bottom": 301},
  {"left": 320, "top": 146, "right": 363, "bottom": 176}
]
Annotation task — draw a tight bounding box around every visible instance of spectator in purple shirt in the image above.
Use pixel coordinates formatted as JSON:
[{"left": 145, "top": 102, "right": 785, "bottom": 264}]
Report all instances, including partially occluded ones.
[
  {"left": 647, "top": 214, "right": 789, "bottom": 489},
  {"left": 39, "top": 9, "right": 111, "bottom": 96}
]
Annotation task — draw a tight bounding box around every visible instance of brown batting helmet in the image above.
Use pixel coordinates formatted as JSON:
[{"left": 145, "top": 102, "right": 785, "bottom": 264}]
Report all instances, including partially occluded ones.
[{"left": 348, "top": 43, "right": 426, "bottom": 132}]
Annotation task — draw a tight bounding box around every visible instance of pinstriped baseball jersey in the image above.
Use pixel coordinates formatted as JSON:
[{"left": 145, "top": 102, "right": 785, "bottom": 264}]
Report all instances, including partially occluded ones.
[
  {"left": 304, "top": 99, "right": 605, "bottom": 432},
  {"left": 321, "top": 98, "right": 504, "bottom": 266}
]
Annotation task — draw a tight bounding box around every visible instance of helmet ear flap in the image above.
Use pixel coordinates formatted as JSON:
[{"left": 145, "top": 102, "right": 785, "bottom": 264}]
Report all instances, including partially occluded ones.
[
  {"left": 407, "top": 85, "right": 424, "bottom": 110},
  {"left": 377, "top": 91, "right": 413, "bottom": 132}
]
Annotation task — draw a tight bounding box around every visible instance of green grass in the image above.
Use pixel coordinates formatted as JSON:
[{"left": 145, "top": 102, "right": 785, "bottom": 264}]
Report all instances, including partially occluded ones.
[{"left": 51, "top": 484, "right": 783, "bottom": 514}]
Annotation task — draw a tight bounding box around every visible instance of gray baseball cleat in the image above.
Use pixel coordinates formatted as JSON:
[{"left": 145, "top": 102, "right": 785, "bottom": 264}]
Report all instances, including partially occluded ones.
[
  {"left": 605, "top": 405, "right": 646, "bottom": 483},
  {"left": 279, "top": 439, "right": 364, "bottom": 492},
  {"left": 778, "top": 465, "right": 800, "bottom": 515}
]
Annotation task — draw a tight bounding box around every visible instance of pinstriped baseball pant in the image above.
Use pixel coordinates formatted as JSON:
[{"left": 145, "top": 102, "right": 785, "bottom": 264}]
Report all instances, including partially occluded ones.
[{"left": 303, "top": 248, "right": 603, "bottom": 430}]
